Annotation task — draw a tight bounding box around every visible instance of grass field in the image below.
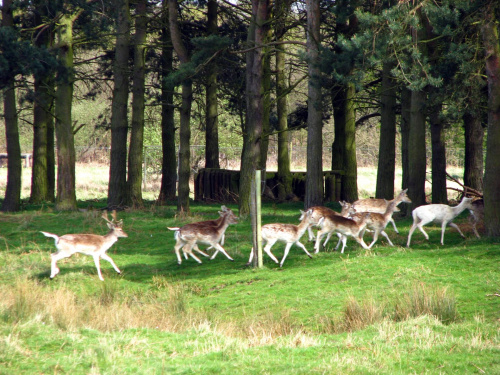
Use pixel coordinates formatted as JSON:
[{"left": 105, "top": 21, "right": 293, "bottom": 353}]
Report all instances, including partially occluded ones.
[{"left": 0, "top": 165, "right": 499, "bottom": 374}]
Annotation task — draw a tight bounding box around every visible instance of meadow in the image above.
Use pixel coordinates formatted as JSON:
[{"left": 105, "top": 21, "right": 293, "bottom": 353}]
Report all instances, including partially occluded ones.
[{"left": 0, "top": 165, "right": 499, "bottom": 374}]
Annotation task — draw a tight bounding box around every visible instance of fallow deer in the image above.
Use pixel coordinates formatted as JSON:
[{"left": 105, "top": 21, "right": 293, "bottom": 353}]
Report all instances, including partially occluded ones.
[
  {"left": 314, "top": 212, "right": 371, "bottom": 254},
  {"left": 168, "top": 207, "right": 238, "bottom": 264},
  {"left": 306, "top": 201, "right": 352, "bottom": 241},
  {"left": 41, "top": 211, "right": 128, "bottom": 281},
  {"left": 351, "top": 189, "right": 411, "bottom": 233},
  {"left": 348, "top": 199, "right": 399, "bottom": 248},
  {"left": 468, "top": 198, "right": 484, "bottom": 238},
  {"left": 246, "top": 209, "right": 315, "bottom": 267},
  {"left": 407, "top": 197, "right": 474, "bottom": 247}
]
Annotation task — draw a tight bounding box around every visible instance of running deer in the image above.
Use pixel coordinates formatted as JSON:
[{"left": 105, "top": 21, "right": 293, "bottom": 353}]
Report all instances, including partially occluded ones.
[
  {"left": 314, "top": 212, "right": 371, "bottom": 254},
  {"left": 351, "top": 189, "right": 411, "bottom": 233},
  {"left": 349, "top": 199, "right": 399, "bottom": 248},
  {"left": 407, "top": 197, "right": 474, "bottom": 247},
  {"left": 168, "top": 207, "right": 238, "bottom": 264},
  {"left": 246, "top": 209, "right": 315, "bottom": 267},
  {"left": 468, "top": 199, "right": 484, "bottom": 238},
  {"left": 41, "top": 211, "right": 128, "bottom": 281},
  {"left": 306, "top": 202, "right": 352, "bottom": 241}
]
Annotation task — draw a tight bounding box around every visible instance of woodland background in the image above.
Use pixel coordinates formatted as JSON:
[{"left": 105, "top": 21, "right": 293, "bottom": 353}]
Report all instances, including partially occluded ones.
[{"left": 0, "top": 0, "right": 499, "bottom": 234}]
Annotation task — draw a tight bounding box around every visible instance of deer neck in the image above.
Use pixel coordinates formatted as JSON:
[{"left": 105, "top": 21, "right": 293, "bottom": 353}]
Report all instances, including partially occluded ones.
[{"left": 452, "top": 201, "right": 468, "bottom": 217}]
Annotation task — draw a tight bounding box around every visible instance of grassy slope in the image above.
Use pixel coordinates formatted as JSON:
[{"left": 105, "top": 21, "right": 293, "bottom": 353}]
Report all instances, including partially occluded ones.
[{"left": 0, "top": 200, "right": 499, "bottom": 374}]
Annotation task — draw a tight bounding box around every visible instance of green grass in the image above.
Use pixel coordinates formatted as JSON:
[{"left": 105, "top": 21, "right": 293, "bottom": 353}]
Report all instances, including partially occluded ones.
[{"left": 0, "top": 198, "right": 499, "bottom": 374}]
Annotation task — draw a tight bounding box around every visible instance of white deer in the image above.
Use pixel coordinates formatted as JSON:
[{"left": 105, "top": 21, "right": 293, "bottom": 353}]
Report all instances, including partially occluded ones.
[
  {"left": 314, "top": 212, "right": 371, "bottom": 254},
  {"left": 41, "top": 211, "right": 128, "bottom": 281},
  {"left": 351, "top": 189, "right": 411, "bottom": 233},
  {"left": 168, "top": 207, "right": 238, "bottom": 264},
  {"left": 246, "top": 209, "right": 315, "bottom": 267},
  {"left": 407, "top": 197, "right": 474, "bottom": 247}
]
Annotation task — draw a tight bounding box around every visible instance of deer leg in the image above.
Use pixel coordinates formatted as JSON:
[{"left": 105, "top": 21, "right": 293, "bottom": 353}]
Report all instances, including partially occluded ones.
[
  {"left": 307, "top": 226, "right": 316, "bottom": 241},
  {"left": 263, "top": 240, "right": 279, "bottom": 264},
  {"left": 339, "top": 236, "right": 348, "bottom": 253},
  {"left": 368, "top": 230, "right": 380, "bottom": 249},
  {"left": 280, "top": 243, "right": 294, "bottom": 267},
  {"left": 380, "top": 230, "right": 394, "bottom": 247},
  {"left": 174, "top": 240, "right": 185, "bottom": 265},
  {"left": 354, "top": 235, "right": 369, "bottom": 250},
  {"left": 295, "top": 241, "right": 313, "bottom": 258},
  {"left": 210, "top": 243, "right": 233, "bottom": 261},
  {"left": 93, "top": 255, "right": 105, "bottom": 281},
  {"left": 323, "top": 231, "right": 334, "bottom": 248},
  {"left": 389, "top": 218, "right": 399, "bottom": 234},
  {"left": 183, "top": 243, "right": 203, "bottom": 264},
  {"left": 50, "top": 251, "right": 71, "bottom": 279},
  {"left": 314, "top": 230, "right": 326, "bottom": 253},
  {"left": 334, "top": 234, "right": 343, "bottom": 251},
  {"left": 100, "top": 253, "right": 121, "bottom": 274},
  {"left": 448, "top": 222, "right": 465, "bottom": 238},
  {"left": 192, "top": 244, "right": 210, "bottom": 258}
]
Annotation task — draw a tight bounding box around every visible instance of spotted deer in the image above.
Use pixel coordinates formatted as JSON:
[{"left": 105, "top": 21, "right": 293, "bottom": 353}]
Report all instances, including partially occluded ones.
[
  {"left": 314, "top": 212, "right": 371, "bottom": 254},
  {"left": 246, "top": 209, "right": 315, "bottom": 267},
  {"left": 41, "top": 211, "right": 128, "bottom": 281},
  {"left": 351, "top": 189, "right": 411, "bottom": 233},
  {"left": 168, "top": 207, "right": 238, "bottom": 264},
  {"left": 348, "top": 199, "right": 400, "bottom": 248},
  {"left": 468, "top": 198, "right": 484, "bottom": 238},
  {"left": 306, "top": 201, "right": 353, "bottom": 241}
]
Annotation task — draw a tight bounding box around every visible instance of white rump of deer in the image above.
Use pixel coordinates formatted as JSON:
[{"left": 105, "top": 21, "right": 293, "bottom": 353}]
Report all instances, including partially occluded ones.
[
  {"left": 468, "top": 198, "right": 484, "bottom": 238},
  {"left": 407, "top": 197, "right": 474, "bottom": 247},
  {"left": 41, "top": 211, "right": 128, "bottom": 281},
  {"left": 168, "top": 206, "right": 238, "bottom": 264},
  {"left": 314, "top": 212, "right": 371, "bottom": 254},
  {"left": 351, "top": 189, "right": 411, "bottom": 233},
  {"left": 246, "top": 209, "right": 315, "bottom": 267}
]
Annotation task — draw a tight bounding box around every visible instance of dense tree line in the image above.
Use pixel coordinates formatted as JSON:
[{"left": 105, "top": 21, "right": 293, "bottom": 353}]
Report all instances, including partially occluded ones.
[{"left": 0, "top": 0, "right": 499, "bottom": 235}]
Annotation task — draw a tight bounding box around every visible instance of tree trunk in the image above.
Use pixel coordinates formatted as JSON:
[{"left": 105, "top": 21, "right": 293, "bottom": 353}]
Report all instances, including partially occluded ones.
[
  {"left": 169, "top": 0, "right": 193, "bottom": 213},
  {"left": 239, "top": 0, "right": 268, "bottom": 217},
  {"left": 177, "top": 81, "right": 193, "bottom": 213},
  {"left": 1, "top": 84, "right": 22, "bottom": 212},
  {"left": 375, "top": 61, "right": 397, "bottom": 200},
  {"left": 482, "top": 6, "right": 500, "bottom": 237},
  {"left": 342, "top": 83, "right": 358, "bottom": 202},
  {"left": 1, "top": 0, "right": 22, "bottom": 212},
  {"left": 463, "top": 111, "right": 484, "bottom": 192},
  {"left": 205, "top": 0, "right": 220, "bottom": 169},
  {"left": 30, "top": 2, "right": 55, "bottom": 204},
  {"left": 108, "top": 0, "right": 130, "bottom": 208},
  {"left": 305, "top": 0, "right": 323, "bottom": 209},
  {"left": 399, "top": 86, "right": 411, "bottom": 216},
  {"left": 127, "top": 0, "right": 147, "bottom": 207},
  {"left": 158, "top": 0, "right": 177, "bottom": 204},
  {"left": 275, "top": 0, "right": 292, "bottom": 200},
  {"left": 331, "top": 85, "right": 345, "bottom": 172},
  {"left": 408, "top": 88, "right": 427, "bottom": 211},
  {"left": 54, "top": 12, "right": 79, "bottom": 211},
  {"left": 429, "top": 102, "right": 447, "bottom": 204}
]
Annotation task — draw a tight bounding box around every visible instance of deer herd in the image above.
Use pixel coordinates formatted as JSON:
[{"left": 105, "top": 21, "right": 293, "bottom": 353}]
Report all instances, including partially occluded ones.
[{"left": 40, "top": 189, "right": 484, "bottom": 280}]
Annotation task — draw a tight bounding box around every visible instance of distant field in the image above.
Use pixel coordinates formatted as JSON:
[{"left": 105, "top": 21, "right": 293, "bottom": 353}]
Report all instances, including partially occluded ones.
[{"left": 0, "top": 163, "right": 466, "bottom": 202}]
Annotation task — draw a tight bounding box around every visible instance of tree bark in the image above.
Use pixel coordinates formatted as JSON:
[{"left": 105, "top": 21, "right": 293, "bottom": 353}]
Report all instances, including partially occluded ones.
[
  {"left": 158, "top": 0, "right": 177, "bottom": 204},
  {"left": 375, "top": 61, "right": 397, "bottom": 200},
  {"left": 275, "top": 0, "right": 293, "bottom": 200},
  {"left": 169, "top": 0, "right": 193, "bottom": 213},
  {"left": 408, "top": 88, "right": 427, "bottom": 211},
  {"left": 108, "top": 0, "right": 130, "bottom": 208},
  {"left": 399, "top": 86, "right": 411, "bottom": 216},
  {"left": 239, "top": 0, "right": 268, "bottom": 217},
  {"left": 1, "top": 0, "right": 22, "bottom": 212},
  {"left": 463, "top": 111, "right": 484, "bottom": 192},
  {"left": 305, "top": 0, "right": 323, "bottom": 209},
  {"left": 127, "top": 0, "right": 147, "bottom": 207},
  {"left": 54, "top": 11, "right": 79, "bottom": 211},
  {"left": 205, "top": 0, "right": 220, "bottom": 169},
  {"left": 482, "top": 4, "right": 500, "bottom": 237},
  {"left": 30, "top": 1, "right": 55, "bottom": 204},
  {"left": 429, "top": 101, "right": 447, "bottom": 204}
]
